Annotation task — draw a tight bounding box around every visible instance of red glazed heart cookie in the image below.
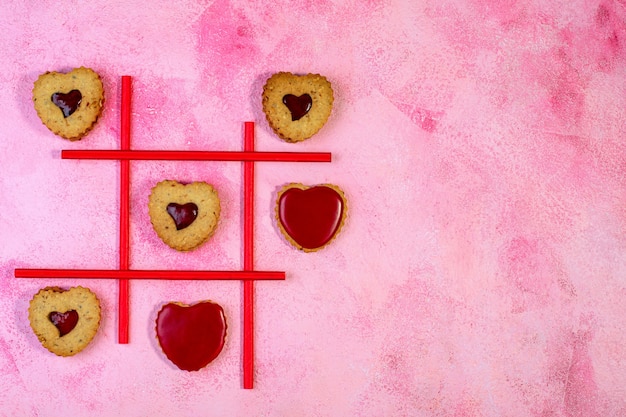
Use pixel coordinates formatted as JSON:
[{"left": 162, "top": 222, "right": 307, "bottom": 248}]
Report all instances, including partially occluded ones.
[
  {"left": 148, "top": 180, "right": 221, "bottom": 252},
  {"left": 262, "top": 72, "right": 334, "bottom": 143},
  {"left": 276, "top": 183, "right": 347, "bottom": 252},
  {"left": 156, "top": 301, "right": 227, "bottom": 371},
  {"left": 32, "top": 67, "right": 104, "bottom": 141},
  {"left": 28, "top": 286, "right": 101, "bottom": 356}
]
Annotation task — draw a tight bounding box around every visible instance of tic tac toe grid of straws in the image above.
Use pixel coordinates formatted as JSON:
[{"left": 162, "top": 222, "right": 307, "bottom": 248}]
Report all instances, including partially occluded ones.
[{"left": 15, "top": 76, "right": 333, "bottom": 389}]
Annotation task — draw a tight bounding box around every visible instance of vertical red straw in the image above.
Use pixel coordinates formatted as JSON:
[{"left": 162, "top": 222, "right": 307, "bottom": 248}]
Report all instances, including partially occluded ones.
[
  {"left": 119, "top": 76, "right": 132, "bottom": 344},
  {"left": 243, "top": 121, "right": 255, "bottom": 388}
]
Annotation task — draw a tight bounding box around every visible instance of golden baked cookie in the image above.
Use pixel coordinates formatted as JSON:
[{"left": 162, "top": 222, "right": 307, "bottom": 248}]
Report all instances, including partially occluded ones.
[
  {"left": 275, "top": 183, "right": 347, "bottom": 252},
  {"left": 32, "top": 66, "right": 104, "bottom": 141},
  {"left": 262, "top": 72, "right": 334, "bottom": 142},
  {"left": 28, "top": 286, "right": 101, "bottom": 356},
  {"left": 148, "top": 180, "right": 221, "bottom": 251}
]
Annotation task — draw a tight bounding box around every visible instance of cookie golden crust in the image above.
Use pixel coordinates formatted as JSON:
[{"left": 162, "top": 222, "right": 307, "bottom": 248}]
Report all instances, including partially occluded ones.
[
  {"left": 32, "top": 66, "right": 104, "bottom": 141},
  {"left": 28, "top": 286, "right": 101, "bottom": 357},
  {"left": 275, "top": 183, "right": 347, "bottom": 252},
  {"left": 262, "top": 72, "right": 334, "bottom": 143},
  {"left": 148, "top": 180, "right": 221, "bottom": 252}
]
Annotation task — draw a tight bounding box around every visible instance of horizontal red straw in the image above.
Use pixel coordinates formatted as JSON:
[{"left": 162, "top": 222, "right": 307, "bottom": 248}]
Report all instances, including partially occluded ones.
[
  {"left": 119, "top": 75, "right": 132, "bottom": 344},
  {"left": 62, "top": 150, "right": 331, "bottom": 162},
  {"left": 243, "top": 121, "right": 255, "bottom": 389},
  {"left": 14, "top": 269, "right": 285, "bottom": 280}
]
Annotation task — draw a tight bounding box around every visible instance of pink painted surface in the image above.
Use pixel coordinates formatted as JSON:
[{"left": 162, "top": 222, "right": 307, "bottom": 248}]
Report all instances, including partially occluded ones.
[{"left": 2, "top": 0, "right": 626, "bottom": 415}]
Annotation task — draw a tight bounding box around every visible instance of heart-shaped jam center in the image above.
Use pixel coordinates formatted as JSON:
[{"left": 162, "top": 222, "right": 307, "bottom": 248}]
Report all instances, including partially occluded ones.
[
  {"left": 48, "top": 310, "right": 79, "bottom": 337},
  {"left": 156, "top": 302, "right": 227, "bottom": 371},
  {"left": 51, "top": 90, "right": 82, "bottom": 118},
  {"left": 278, "top": 186, "right": 345, "bottom": 250},
  {"left": 167, "top": 203, "right": 198, "bottom": 230},
  {"left": 282, "top": 94, "right": 312, "bottom": 121}
]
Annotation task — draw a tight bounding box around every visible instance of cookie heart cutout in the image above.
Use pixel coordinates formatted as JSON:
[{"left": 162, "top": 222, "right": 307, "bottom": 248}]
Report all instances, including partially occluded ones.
[
  {"left": 51, "top": 90, "right": 82, "bottom": 118},
  {"left": 167, "top": 202, "right": 198, "bottom": 230},
  {"left": 156, "top": 301, "right": 227, "bottom": 371},
  {"left": 48, "top": 310, "right": 79, "bottom": 337},
  {"left": 28, "top": 286, "right": 101, "bottom": 356},
  {"left": 282, "top": 94, "right": 312, "bottom": 121},
  {"left": 148, "top": 180, "right": 221, "bottom": 251},
  {"left": 276, "top": 184, "right": 347, "bottom": 252},
  {"left": 32, "top": 67, "right": 104, "bottom": 141},
  {"left": 262, "top": 72, "right": 334, "bottom": 142}
]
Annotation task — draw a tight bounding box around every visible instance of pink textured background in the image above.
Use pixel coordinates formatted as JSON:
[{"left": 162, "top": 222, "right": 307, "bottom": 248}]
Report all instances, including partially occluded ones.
[{"left": 2, "top": 0, "right": 626, "bottom": 415}]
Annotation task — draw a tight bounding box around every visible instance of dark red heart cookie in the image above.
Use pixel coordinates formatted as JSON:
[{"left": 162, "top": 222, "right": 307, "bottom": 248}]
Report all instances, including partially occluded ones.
[
  {"left": 156, "top": 301, "right": 227, "bottom": 371},
  {"left": 276, "top": 183, "right": 347, "bottom": 252}
]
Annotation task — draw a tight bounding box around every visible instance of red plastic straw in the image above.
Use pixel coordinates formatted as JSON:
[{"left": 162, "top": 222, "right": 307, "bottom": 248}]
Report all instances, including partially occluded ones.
[
  {"left": 14, "top": 268, "right": 285, "bottom": 280},
  {"left": 62, "top": 150, "right": 331, "bottom": 162},
  {"left": 243, "top": 121, "right": 255, "bottom": 389},
  {"left": 119, "top": 76, "right": 132, "bottom": 344}
]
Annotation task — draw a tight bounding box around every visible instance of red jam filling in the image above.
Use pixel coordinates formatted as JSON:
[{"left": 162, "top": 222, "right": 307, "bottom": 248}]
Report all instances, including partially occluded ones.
[
  {"left": 48, "top": 310, "right": 79, "bottom": 337},
  {"left": 51, "top": 90, "right": 82, "bottom": 118},
  {"left": 156, "top": 301, "right": 227, "bottom": 372},
  {"left": 278, "top": 186, "right": 344, "bottom": 250},
  {"left": 282, "top": 94, "right": 312, "bottom": 121},
  {"left": 167, "top": 203, "right": 198, "bottom": 230}
]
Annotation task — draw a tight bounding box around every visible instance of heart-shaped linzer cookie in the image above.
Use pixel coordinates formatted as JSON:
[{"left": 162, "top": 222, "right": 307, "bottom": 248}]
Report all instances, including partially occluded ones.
[
  {"left": 148, "top": 180, "right": 221, "bottom": 252},
  {"left": 276, "top": 183, "right": 347, "bottom": 252},
  {"left": 28, "top": 286, "right": 101, "bottom": 356},
  {"left": 156, "top": 301, "right": 227, "bottom": 371},
  {"left": 32, "top": 67, "right": 104, "bottom": 141},
  {"left": 262, "top": 72, "right": 334, "bottom": 143}
]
